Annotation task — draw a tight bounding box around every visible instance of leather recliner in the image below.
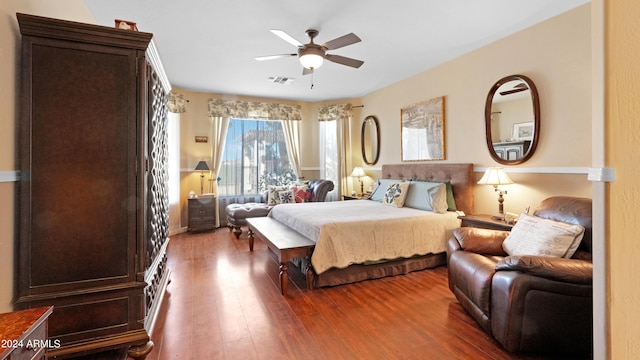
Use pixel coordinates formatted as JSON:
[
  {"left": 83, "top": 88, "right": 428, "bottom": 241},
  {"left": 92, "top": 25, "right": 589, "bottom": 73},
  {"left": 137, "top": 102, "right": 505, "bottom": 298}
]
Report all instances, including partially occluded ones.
[{"left": 446, "top": 196, "right": 593, "bottom": 355}]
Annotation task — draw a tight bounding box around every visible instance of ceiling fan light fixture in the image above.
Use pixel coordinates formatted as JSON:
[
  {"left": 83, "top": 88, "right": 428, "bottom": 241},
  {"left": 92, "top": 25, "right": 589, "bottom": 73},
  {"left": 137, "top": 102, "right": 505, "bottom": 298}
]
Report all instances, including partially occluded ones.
[
  {"left": 299, "top": 54, "right": 324, "bottom": 69},
  {"left": 299, "top": 46, "right": 325, "bottom": 69},
  {"left": 259, "top": 29, "right": 363, "bottom": 72}
]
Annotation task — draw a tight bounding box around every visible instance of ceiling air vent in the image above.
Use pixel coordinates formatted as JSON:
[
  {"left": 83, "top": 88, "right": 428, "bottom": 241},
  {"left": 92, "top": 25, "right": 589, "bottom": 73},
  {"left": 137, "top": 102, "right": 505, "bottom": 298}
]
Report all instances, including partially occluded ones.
[{"left": 268, "top": 76, "right": 295, "bottom": 85}]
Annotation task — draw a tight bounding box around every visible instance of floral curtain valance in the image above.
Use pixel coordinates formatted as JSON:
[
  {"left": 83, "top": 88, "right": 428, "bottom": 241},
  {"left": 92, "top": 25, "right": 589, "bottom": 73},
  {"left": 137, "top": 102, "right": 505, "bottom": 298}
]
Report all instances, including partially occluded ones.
[
  {"left": 167, "top": 92, "right": 187, "bottom": 113},
  {"left": 208, "top": 99, "right": 302, "bottom": 120},
  {"left": 318, "top": 103, "right": 352, "bottom": 121}
]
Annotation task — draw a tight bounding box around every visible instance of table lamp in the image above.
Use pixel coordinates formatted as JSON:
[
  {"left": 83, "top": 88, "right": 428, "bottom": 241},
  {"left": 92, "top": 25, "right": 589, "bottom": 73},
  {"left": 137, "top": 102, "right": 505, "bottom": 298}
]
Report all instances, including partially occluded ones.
[
  {"left": 195, "top": 160, "right": 210, "bottom": 195},
  {"left": 477, "top": 167, "right": 513, "bottom": 220},
  {"left": 350, "top": 167, "right": 367, "bottom": 195}
]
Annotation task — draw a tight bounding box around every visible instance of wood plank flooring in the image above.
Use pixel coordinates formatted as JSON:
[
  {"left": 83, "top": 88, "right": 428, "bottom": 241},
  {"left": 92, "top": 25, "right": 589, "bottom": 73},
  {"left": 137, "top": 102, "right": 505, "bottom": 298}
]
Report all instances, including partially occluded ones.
[{"left": 142, "top": 228, "right": 590, "bottom": 360}]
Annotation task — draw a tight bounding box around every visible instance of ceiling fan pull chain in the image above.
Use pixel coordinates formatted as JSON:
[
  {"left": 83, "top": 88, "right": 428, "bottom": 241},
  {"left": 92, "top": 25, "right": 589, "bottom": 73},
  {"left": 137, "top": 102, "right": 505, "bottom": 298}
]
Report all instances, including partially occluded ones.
[{"left": 310, "top": 71, "right": 314, "bottom": 89}]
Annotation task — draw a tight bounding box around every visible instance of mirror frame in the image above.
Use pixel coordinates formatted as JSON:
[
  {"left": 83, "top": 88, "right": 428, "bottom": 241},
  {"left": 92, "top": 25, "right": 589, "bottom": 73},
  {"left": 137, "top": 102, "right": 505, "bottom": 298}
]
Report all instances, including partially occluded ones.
[
  {"left": 484, "top": 74, "right": 540, "bottom": 165},
  {"left": 361, "top": 115, "right": 381, "bottom": 166}
]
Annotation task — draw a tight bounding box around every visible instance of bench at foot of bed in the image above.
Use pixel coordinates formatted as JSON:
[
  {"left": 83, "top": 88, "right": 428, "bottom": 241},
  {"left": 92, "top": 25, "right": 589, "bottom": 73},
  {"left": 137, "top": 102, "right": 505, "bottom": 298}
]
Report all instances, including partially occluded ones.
[{"left": 247, "top": 217, "right": 315, "bottom": 296}]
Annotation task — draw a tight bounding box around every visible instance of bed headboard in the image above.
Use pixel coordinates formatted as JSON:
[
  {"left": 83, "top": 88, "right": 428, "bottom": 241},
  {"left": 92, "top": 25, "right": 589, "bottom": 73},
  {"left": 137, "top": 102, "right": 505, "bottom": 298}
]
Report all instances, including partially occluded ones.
[{"left": 380, "top": 163, "right": 474, "bottom": 215}]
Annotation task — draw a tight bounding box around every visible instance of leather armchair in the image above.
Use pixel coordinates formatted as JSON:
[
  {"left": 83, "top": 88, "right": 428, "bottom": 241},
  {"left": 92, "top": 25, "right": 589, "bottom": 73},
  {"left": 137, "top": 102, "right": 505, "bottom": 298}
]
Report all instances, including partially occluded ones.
[{"left": 447, "top": 196, "right": 593, "bottom": 355}]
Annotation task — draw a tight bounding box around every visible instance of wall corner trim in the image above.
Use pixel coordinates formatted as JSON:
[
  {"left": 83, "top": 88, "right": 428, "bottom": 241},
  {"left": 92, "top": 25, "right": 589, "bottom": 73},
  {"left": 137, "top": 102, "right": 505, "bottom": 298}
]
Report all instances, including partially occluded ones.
[
  {"left": 0, "top": 171, "right": 20, "bottom": 182},
  {"left": 587, "top": 167, "right": 616, "bottom": 182}
]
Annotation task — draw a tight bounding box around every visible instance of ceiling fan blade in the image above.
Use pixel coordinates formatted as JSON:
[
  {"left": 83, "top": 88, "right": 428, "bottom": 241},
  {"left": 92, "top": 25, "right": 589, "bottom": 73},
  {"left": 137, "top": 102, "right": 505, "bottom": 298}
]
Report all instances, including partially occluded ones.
[
  {"left": 322, "top": 33, "right": 361, "bottom": 50},
  {"left": 325, "top": 54, "right": 364, "bottom": 68},
  {"left": 302, "top": 67, "right": 313, "bottom": 76},
  {"left": 255, "top": 53, "right": 297, "bottom": 61},
  {"left": 270, "top": 29, "right": 303, "bottom": 47},
  {"left": 499, "top": 84, "right": 529, "bottom": 96}
]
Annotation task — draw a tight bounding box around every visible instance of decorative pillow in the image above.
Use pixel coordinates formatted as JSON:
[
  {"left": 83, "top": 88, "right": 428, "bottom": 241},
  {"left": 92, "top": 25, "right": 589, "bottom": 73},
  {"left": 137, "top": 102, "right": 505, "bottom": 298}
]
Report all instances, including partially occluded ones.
[
  {"left": 444, "top": 181, "right": 457, "bottom": 211},
  {"left": 404, "top": 181, "right": 448, "bottom": 213},
  {"left": 304, "top": 188, "right": 314, "bottom": 202},
  {"left": 502, "top": 213, "right": 585, "bottom": 258},
  {"left": 278, "top": 189, "right": 295, "bottom": 204},
  {"left": 290, "top": 185, "right": 308, "bottom": 203},
  {"left": 370, "top": 179, "right": 404, "bottom": 202},
  {"left": 267, "top": 185, "right": 288, "bottom": 205},
  {"left": 382, "top": 182, "right": 410, "bottom": 208}
]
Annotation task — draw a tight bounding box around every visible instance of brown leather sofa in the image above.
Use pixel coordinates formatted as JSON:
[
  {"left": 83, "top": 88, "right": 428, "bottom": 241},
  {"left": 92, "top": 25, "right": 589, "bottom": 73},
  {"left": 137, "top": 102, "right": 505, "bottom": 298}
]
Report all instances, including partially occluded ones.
[{"left": 447, "top": 196, "right": 593, "bottom": 355}]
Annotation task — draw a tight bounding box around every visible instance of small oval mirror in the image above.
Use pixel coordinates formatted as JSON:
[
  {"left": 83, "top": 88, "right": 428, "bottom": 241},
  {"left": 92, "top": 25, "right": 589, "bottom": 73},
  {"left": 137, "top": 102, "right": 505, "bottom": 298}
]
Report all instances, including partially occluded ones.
[
  {"left": 361, "top": 115, "right": 380, "bottom": 165},
  {"left": 485, "top": 74, "right": 540, "bottom": 165}
]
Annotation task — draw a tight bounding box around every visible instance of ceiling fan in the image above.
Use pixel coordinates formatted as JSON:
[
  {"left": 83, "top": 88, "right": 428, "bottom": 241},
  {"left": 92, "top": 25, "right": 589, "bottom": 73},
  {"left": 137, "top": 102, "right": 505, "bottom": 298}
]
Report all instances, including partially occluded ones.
[{"left": 255, "top": 29, "right": 364, "bottom": 75}]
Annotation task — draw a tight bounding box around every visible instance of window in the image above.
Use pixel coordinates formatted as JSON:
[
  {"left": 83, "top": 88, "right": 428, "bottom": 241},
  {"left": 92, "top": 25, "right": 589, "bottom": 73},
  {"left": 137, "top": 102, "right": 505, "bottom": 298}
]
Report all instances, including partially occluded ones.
[
  {"left": 218, "top": 118, "right": 296, "bottom": 196},
  {"left": 319, "top": 120, "right": 339, "bottom": 201}
]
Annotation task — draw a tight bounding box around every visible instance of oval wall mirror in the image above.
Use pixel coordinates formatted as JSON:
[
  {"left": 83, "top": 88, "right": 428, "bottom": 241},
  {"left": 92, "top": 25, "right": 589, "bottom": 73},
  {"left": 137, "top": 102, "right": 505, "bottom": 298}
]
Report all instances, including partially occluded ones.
[
  {"left": 485, "top": 75, "right": 540, "bottom": 165},
  {"left": 361, "top": 115, "right": 380, "bottom": 165}
]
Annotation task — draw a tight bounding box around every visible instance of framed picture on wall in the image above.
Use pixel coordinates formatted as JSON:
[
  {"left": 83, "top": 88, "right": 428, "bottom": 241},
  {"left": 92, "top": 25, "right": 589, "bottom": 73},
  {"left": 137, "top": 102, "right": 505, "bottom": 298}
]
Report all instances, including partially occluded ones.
[
  {"left": 401, "top": 96, "right": 445, "bottom": 161},
  {"left": 513, "top": 121, "right": 534, "bottom": 141}
]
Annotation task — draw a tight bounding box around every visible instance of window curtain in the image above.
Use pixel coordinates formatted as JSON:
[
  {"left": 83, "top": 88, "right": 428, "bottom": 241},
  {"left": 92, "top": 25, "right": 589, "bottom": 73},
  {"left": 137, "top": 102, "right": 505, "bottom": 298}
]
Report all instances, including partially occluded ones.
[
  {"left": 208, "top": 99, "right": 302, "bottom": 226},
  {"left": 208, "top": 116, "right": 229, "bottom": 192},
  {"left": 318, "top": 103, "right": 352, "bottom": 199},
  {"left": 167, "top": 91, "right": 187, "bottom": 113},
  {"left": 282, "top": 120, "right": 301, "bottom": 178},
  {"left": 167, "top": 112, "right": 181, "bottom": 234}
]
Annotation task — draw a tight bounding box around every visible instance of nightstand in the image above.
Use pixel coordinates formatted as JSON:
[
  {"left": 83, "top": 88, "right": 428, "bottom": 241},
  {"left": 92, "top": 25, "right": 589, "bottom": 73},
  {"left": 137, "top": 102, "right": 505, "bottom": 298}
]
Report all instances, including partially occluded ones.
[
  {"left": 458, "top": 214, "right": 514, "bottom": 231},
  {"left": 188, "top": 195, "right": 216, "bottom": 232},
  {"left": 342, "top": 195, "right": 367, "bottom": 200}
]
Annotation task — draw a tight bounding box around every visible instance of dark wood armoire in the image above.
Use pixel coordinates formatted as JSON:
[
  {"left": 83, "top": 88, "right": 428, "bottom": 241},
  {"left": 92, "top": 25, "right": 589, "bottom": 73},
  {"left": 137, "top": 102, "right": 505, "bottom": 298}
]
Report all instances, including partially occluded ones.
[{"left": 16, "top": 13, "right": 171, "bottom": 359}]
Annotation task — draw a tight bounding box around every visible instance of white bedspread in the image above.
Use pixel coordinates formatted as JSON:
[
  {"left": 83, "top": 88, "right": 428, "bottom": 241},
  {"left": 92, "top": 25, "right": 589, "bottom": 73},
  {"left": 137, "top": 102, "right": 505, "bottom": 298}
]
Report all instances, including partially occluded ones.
[{"left": 269, "top": 200, "right": 461, "bottom": 274}]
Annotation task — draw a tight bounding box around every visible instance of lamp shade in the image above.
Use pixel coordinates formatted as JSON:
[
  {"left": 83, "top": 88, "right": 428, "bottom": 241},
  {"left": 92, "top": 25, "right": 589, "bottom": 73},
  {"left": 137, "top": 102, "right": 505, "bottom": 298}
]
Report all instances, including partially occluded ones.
[
  {"left": 477, "top": 167, "right": 513, "bottom": 185},
  {"left": 194, "top": 160, "right": 210, "bottom": 171},
  {"left": 350, "top": 167, "right": 366, "bottom": 178}
]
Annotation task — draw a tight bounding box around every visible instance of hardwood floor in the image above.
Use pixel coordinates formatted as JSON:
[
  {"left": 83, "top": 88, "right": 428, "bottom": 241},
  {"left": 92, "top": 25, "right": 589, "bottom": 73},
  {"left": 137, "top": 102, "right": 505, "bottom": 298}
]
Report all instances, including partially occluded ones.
[{"left": 142, "top": 228, "right": 589, "bottom": 360}]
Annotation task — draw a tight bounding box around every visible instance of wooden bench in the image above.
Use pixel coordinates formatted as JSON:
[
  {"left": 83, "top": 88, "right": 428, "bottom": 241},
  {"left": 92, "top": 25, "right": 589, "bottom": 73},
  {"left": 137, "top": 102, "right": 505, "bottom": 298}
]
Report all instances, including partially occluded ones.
[{"left": 247, "top": 217, "right": 315, "bottom": 296}]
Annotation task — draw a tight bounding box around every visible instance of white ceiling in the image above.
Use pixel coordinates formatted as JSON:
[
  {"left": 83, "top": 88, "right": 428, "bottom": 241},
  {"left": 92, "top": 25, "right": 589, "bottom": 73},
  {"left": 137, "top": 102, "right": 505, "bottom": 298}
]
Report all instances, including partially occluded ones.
[{"left": 83, "top": 0, "right": 589, "bottom": 102}]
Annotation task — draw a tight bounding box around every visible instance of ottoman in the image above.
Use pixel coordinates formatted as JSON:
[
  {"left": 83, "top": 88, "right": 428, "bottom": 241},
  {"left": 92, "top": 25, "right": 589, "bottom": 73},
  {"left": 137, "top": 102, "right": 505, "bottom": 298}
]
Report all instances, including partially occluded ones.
[{"left": 226, "top": 202, "right": 273, "bottom": 239}]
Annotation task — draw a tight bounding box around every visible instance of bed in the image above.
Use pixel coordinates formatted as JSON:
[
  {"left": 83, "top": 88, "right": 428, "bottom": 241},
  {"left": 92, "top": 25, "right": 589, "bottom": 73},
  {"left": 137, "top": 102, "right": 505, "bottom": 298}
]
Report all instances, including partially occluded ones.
[{"left": 270, "top": 163, "right": 474, "bottom": 287}]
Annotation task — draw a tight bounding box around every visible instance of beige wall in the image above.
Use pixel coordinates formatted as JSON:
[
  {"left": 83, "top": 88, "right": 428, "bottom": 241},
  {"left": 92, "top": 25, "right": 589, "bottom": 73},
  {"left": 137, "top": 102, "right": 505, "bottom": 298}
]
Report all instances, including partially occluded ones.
[
  {"left": 358, "top": 5, "right": 592, "bottom": 215},
  {"left": 606, "top": 0, "right": 640, "bottom": 358}
]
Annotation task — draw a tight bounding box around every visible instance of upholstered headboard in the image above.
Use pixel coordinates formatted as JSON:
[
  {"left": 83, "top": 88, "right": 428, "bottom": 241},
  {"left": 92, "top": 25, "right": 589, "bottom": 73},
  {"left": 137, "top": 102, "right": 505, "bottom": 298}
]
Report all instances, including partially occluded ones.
[{"left": 380, "top": 163, "right": 474, "bottom": 215}]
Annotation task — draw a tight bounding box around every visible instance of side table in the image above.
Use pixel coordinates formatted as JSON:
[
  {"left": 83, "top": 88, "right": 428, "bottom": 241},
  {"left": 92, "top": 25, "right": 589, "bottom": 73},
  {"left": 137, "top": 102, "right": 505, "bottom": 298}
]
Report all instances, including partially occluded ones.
[
  {"left": 188, "top": 195, "right": 216, "bottom": 232},
  {"left": 458, "top": 214, "right": 514, "bottom": 231},
  {"left": 0, "top": 306, "right": 54, "bottom": 360}
]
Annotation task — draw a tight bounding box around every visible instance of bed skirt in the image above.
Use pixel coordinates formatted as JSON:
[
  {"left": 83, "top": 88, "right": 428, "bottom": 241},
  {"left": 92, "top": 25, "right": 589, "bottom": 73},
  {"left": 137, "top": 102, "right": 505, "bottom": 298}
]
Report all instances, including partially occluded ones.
[{"left": 292, "top": 252, "right": 447, "bottom": 288}]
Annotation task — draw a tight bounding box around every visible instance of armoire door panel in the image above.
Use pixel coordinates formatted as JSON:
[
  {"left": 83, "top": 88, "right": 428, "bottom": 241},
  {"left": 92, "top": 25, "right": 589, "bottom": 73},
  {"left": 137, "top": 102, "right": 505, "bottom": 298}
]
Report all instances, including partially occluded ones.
[{"left": 28, "top": 43, "right": 136, "bottom": 286}]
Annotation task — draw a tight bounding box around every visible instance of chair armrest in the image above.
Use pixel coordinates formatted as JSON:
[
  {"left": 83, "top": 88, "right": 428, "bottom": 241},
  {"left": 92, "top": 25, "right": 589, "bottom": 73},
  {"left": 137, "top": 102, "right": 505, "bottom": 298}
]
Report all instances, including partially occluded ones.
[
  {"left": 452, "top": 227, "right": 509, "bottom": 256},
  {"left": 308, "top": 179, "right": 334, "bottom": 202},
  {"left": 496, "top": 255, "right": 592, "bottom": 285},
  {"left": 259, "top": 190, "right": 268, "bottom": 203}
]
